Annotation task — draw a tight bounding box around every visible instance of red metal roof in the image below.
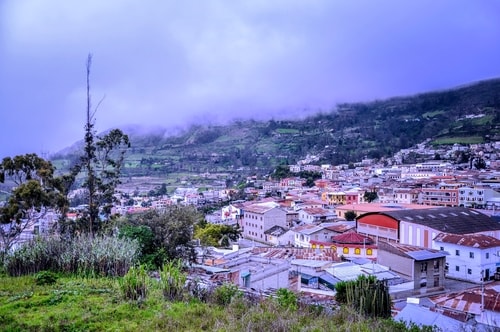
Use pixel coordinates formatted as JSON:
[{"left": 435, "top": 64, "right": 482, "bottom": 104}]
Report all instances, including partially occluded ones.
[
  {"left": 434, "top": 233, "right": 500, "bottom": 249},
  {"left": 331, "top": 232, "right": 373, "bottom": 245}
]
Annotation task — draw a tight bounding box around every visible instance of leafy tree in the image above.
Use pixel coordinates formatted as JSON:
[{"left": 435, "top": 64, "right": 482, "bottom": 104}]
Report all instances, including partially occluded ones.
[
  {"left": 0, "top": 154, "right": 68, "bottom": 262},
  {"left": 363, "top": 190, "right": 378, "bottom": 203},
  {"left": 119, "top": 224, "right": 155, "bottom": 260},
  {"left": 273, "top": 165, "right": 291, "bottom": 180},
  {"left": 304, "top": 177, "right": 315, "bottom": 187},
  {"left": 344, "top": 211, "right": 357, "bottom": 221},
  {"left": 123, "top": 206, "right": 202, "bottom": 266},
  {"left": 195, "top": 223, "right": 241, "bottom": 247},
  {"left": 473, "top": 157, "right": 487, "bottom": 170}
]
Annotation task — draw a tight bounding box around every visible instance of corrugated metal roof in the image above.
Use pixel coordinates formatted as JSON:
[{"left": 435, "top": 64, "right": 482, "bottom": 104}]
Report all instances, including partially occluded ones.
[
  {"left": 379, "top": 241, "right": 447, "bottom": 261},
  {"left": 430, "top": 282, "right": 500, "bottom": 314},
  {"left": 331, "top": 232, "right": 373, "bottom": 245},
  {"left": 434, "top": 233, "right": 500, "bottom": 249},
  {"left": 377, "top": 207, "right": 500, "bottom": 235}
]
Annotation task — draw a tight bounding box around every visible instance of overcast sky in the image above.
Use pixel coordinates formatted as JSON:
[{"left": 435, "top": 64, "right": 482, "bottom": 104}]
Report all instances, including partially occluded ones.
[{"left": 1, "top": 0, "right": 500, "bottom": 158}]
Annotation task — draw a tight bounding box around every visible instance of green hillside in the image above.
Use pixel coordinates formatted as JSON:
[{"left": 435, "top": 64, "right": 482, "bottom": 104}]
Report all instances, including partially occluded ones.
[{"left": 51, "top": 78, "right": 500, "bottom": 182}]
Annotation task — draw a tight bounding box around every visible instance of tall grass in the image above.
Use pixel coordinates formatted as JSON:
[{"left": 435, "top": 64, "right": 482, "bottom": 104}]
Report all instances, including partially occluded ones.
[
  {"left": 119, "top": 264, "right": 149, "bottom": 301},
  {"left": 159, "top": 259, "right": 186, "bottom": 301},
  {"left": 4, "top": 235, "right": 139, "bottom": 277}
]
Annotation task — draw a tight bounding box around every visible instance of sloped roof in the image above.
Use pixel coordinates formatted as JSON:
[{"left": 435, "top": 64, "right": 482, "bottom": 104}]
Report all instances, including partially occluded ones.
[
  {"left": 379, "top": 241, "right": 447, "bottom": 261},
  {"left": 324, "top": 221, "right": 356, "bottom": 233},
  {"left": 434, "top": 233, "right": 500, "bottom": 249},
  {"left": 264, "top": 225, "right": 288, "bottom": 237},
  {"left": 244, "top": 201, "right": 281, "bottom": 214},
  {"left": 373, "top": 207, "right": 500, "bottom": 234},
  {"left": 301, "top": 207, "right": 335, "bottom": 217},
  {"left": 331, "top": 232, "right": 373, "bottom": 245},
  {"left": 430, "top": 282, "right": 500, "bottom": 314}
]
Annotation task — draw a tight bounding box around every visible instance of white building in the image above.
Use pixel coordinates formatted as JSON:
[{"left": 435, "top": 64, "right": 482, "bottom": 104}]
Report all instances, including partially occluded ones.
[
  {"left": 241, "top": 201, "right": 287, "bottom": 244},
  {"left": 458, "top": 186, "right": 500, "bottom": 209},
  {"left": 434, "top": 233, "right": 500, "bottom": 283}
]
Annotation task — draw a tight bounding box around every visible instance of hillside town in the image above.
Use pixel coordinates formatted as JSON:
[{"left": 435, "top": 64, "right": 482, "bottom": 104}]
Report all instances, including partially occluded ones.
[{"left": 4, "top": 140, "right": 500, "bottom": 330}]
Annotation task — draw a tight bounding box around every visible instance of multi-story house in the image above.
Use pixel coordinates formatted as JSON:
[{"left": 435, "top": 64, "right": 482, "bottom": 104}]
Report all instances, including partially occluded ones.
[
  {"left": 279, "top": 177, "right": 305, "bottom": 190},
  {"left": 241, "top": 202, "right": 287, "bottom": 244},
  {"left": 419, "top": 182, "right": 461, "bottom": 207},
  {"left": 322, "top": 191, "right": 346, "bottom": 205},
  {"left": 458, "top": 186, "right": 500, "bottom": 209},
  {"left": 292, "top": 222, "right": 339, "bottom": 248},
  {"left": 298, "top": 207, "right": 336, "bottom": 224},
  {"left": 378, "top": 187, "right": 419, "bottom": 205},
  {"left": 377, "top": 241, "right": 447, "bottom": 292},
  {"left": 434, "top": 233, "right": 500, "bottom": 283}
]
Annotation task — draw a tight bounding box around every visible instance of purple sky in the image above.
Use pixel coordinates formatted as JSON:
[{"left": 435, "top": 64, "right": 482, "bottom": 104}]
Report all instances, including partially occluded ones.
[{"left": 1, "top": 0, "right": 500, "bottom": 158}]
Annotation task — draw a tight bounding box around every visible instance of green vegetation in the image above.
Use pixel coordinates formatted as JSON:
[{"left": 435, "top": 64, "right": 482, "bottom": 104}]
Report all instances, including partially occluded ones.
[
  {"left": 431, "top": 136, "right": 484, "bottom": 145},
  {"left": 335, "top": 275, "right": 392, "bottom": 318},
  {"left": 0, "top": 274, "right": 436, "bottom": 331},
  {"left": 50, "top": 78, "right": 500, "bottom": 183},
  {"left": 4, "top": 235, "right": 139, "bottom": 277},
  {"left": 194, "top": 223, "right": 242, "bottom": 247},
  {"left": 118, "top": 206, "right": 202, "bottom": 268}
]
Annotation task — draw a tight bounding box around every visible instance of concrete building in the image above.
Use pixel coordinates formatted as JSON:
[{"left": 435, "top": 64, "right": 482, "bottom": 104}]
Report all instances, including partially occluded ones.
[
  {"left": 377, "top": 241, "right": 447, "bottom": 293},
  {"left": 434, "top": 233, "right": 500, "bottom": 282},
  {"left": 241, "top": 201, "right": 287, "bottom": 244}
]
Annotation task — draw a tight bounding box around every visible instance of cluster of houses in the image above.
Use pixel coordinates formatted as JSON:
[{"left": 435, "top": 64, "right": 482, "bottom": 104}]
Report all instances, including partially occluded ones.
[{"left": 4, "top": 140, "right": 500, "bottom": 329}]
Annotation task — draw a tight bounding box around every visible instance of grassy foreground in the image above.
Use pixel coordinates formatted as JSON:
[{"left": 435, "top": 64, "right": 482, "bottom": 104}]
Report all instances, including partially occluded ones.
[{"left": 0, "top": 275, "right": 426, "bottom": 332}]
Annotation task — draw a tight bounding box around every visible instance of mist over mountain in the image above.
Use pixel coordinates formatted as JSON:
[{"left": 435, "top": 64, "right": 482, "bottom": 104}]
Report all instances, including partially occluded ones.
[{"left": 51, "top": 77, "right": 500, "bottom": 177}]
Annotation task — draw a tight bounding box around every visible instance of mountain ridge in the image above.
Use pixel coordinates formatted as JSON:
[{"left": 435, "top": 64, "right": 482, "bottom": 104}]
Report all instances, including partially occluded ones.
[{"left": 51, "top": 77, "right": 500, "bottom": 178}]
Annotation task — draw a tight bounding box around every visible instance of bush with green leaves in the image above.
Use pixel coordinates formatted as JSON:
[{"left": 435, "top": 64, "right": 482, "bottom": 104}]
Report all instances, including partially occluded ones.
[
  {"left": 212, "top": 282, "right": 242, "bottom": 306},
  {"left": 119, "top": 264, "right": 149, "bottom": 301},
  {"left": 34, "top": 270, "right": 58, "bottom": 285},
  {"left": 275, "top": 288, "right": 298, "bottom": 311}
]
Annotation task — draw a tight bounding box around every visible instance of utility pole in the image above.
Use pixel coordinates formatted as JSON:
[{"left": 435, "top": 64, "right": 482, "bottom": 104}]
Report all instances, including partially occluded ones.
[{"left": 481, "top": 269, "right": 485, "bottom": 319}]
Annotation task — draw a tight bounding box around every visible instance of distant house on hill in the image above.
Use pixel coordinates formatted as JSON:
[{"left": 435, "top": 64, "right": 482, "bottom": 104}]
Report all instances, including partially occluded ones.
[{"left": 356, "top": 207, "right": 500, "bottom": 249}]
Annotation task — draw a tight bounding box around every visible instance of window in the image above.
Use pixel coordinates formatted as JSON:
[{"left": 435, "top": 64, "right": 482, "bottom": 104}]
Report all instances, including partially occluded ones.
[
  {"left": 486, "top": 253, "right": 490, "bottom": 259},
  {"left": 469, "top": 252, "right": 474, "bottom": 259},
  {"left": 468, "top": 269, "right": 472, "bottom": 275},
  {"left": 440, "top": 246, "right": 444, "bottom": 251},
  {"left": 366, "top": 248, "right": 372, "bottom": 255},
  {"left": 421, "top": 262, "right": 427, "bottom": 272},
  {"left": 343, "top": 247, "right": 349, "bottom": 254},
  {"left": 354, "top": 248, "right": 361, "bottom": 255},
  {"left": 455, "top": 265, "right": 460, "bottom": 272},
  {"left": 456, "top": 250, "right": 460, "bottom": 256}
]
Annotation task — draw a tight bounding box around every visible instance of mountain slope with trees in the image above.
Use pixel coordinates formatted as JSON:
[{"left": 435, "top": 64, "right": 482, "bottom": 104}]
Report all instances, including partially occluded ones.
[{"left": 52, "top": 78, "right": 500, "bottom": 179}]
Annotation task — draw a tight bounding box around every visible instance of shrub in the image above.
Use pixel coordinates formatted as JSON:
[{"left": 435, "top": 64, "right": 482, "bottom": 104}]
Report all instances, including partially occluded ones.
[
  {"left": 119, "top": 265, "right": 149, "bottom": 301},
  {"left": 4, "top": 235, "right": 139, "bottom": 277},
  {"left": 34, "top": 270, "right": 58, "bottom": 285},
  {"left": 159, "top": 260, "right": 186, "bottom": 301},
  {"left": 212, "top": 283, "right": 242, "bottom": 306},
  {"left": 275, "top": 288, "right": 298, "bottom": 311}
]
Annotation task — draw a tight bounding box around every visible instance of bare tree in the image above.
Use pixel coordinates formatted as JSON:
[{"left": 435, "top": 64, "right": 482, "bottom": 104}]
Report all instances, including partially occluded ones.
[{"left": 78, "top": 54, "right": 130, "bottom": 236}]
